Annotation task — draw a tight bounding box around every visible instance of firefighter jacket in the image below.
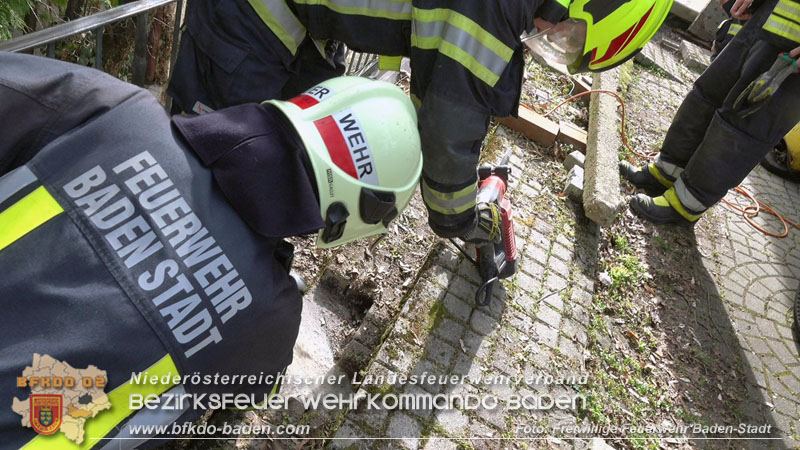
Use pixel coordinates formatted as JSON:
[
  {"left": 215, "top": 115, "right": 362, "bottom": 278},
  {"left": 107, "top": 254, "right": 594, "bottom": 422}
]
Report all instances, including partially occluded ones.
[
  {"left": 243, "top": 0, "right": 565, "bottom": 116},
  {"left": 0, "top": 52, "right": 320, "bottom": 448}
]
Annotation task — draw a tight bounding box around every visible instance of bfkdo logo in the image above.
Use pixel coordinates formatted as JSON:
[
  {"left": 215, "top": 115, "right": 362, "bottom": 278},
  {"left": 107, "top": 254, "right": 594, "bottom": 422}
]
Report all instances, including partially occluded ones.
[
  {"left": 12, "top": 354, "right": 111, "bottom": 445},
  {"left": 30, "top": 395, "right": 62, "bottom": 435}
]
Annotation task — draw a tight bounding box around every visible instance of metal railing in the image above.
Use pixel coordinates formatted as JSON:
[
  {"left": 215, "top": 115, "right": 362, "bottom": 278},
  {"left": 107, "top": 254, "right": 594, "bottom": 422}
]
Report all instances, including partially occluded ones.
[
  {"left": 0, "top": 0, "right": 183, "bottom": 90},
  {"left": 345, "top": 51, "right": 379, "bottom": 77},
  {"left": 0, "top": 0, "right": 385, "bottom": 103}
]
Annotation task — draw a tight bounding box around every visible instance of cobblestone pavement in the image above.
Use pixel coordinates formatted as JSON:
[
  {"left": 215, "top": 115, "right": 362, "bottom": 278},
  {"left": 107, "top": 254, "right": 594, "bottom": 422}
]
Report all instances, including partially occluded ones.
[
  {"left": 697, "top": 164, "right": 800, "bottom": 447},
  {"left": 329, "top": 141, "right": 603, "bottom": 449},
  {"left": 323, "top": 93, "right": 800, "bottom": 450},
  {"left": 324, "top": 155, "right": 800, "bottom": 449}
]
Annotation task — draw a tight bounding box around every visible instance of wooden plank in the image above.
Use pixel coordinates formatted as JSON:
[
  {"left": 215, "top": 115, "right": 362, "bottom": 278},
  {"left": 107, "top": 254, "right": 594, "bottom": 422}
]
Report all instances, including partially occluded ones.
[
  {"left": 557, "top": 121, "right": 587, "bottom": 152},
  {"left": 495, "top": 105, "right": 559, "bottom": 147}
]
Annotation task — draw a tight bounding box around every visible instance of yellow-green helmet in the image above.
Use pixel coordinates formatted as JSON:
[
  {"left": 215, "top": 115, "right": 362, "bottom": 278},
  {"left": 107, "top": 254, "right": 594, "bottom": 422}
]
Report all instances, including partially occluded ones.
[
  {"left": 524, "top": 0, "right": 674, "bottom": 73},
  {"left": 266, "top": 77, "right": 422, "bottom": 248}
]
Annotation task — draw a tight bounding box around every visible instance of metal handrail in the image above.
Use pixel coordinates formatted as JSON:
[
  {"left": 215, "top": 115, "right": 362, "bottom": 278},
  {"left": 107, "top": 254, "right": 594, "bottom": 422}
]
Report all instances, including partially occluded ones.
[
  {"left": 0, "top": 0, "right": 183, "bottom": 109},
  {"left": 0, "top": 0, "right": 386, "bottom": 103},
  {"left": 0, "top": 0, "right": 177, "bottom": 53}
]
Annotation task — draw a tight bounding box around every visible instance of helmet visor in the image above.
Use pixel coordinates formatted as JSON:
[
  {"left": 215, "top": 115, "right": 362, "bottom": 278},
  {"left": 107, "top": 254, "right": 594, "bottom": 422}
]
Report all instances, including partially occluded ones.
[{"left": 522, "top": 19, "right": 587, "bottom": 68}]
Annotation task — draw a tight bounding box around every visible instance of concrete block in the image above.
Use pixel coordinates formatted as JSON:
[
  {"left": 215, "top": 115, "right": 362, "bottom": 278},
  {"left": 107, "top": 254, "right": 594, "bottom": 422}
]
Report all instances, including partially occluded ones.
[
  {"left": 563, "top": 165, "right": 584, "bottom": 201},
  {"left": 671, "top": 0, "right": 706, "bottom": 22},
  {"left": 688, "top": 0, "right": 729, "bottom": 41},
  {"left": 680, "top": 39, "right": 711, "bottom": 73},
  {"left": 583, "top": 67, "right": 623, "bottom": 226},
  {"left": 558, "top": 121, "right": 588, "bottom": 151},
  {"left": 496, "top": 105, "right": 559, "bottom": 147},
  {"left": 564, "top": 151, "right": 586, "bottom": 171}
]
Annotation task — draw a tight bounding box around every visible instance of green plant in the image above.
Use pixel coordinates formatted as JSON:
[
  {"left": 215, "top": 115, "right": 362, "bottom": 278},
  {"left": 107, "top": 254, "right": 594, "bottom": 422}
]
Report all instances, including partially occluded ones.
[{"left": 0, "top": 0, "right": 29, "bottom": 40}]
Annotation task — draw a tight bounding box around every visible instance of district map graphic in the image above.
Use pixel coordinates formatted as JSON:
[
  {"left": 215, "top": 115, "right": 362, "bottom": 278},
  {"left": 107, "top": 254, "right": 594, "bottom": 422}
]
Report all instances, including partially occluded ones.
[{"left": 12, "top": 354, "right": 110, "bottom": 444}]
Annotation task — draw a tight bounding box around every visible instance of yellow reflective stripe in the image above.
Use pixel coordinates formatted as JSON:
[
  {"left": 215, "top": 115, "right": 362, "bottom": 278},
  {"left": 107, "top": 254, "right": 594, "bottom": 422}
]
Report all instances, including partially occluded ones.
[
  {"left": 291, "top": 0, "right": 412, "bottom": 20},
  {"left": 0, "top": 186, "right": 63, "bottom": 252},
  {"left": 422, "top": 180, "right": 477, "bottom": 215},
  {"left": 728, "top": 23, "right": 742, "bottom": 35},
  {"left": 653, "top": 195, "right": 671, "bottom": 207},
  {"left": 412, "top": 8, "right": 513, "bottom": 62},
  {"left": 764, "top": 14, "right": 800, "bottom": 43},
  {"left": 775, "top": 0, "right": 800, "bottom": 23},
  {"left": 22, "top": 355, "right": 179, "bottom": 450},
  {"left": 247, "top": 0, "right": 307, "bottom": 54},
  {"left": 412, "top": 35, "right": 500, "bottom": 86},
  {"left": 663, "top": 188, "right": 702, "bottom": 222},
  {"left": 647, "top": 164, "right": 675, "bottom": 189},
  {"left": 379, "top": 55, "right": 402, "bottom": 71}
]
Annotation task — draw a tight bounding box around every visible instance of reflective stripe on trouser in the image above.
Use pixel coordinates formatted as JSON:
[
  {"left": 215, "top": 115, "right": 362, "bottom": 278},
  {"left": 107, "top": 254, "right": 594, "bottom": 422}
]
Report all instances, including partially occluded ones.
[
  {"left": 652, "top": 153, "right": 683, "bottom": 180},
  {"left": 671, "top": 177, "right": 706, "bottom": 214},
  {"left": 247, "top": 0, "right": 307, "bottom": 54},
  {"left": 22, "top": 355, "right": 179, "bottom": 449},
  {"left": 0, "top": 166, "right": 64, "bottom": 252},
  {"left": 411, "top": 8, "right": 513, "bottom": 87},
  {"left": 422, "top": 179, "right": 476, "bottom": 215},
  {"left": 729, "top": 23, "right": 742, "bottom": 36}
]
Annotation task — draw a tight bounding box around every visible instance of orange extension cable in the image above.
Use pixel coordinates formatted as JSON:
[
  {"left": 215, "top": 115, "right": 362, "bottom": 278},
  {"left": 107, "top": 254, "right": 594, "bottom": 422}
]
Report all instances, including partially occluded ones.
[{"left": 542, "top": 89, "right": 799, "bottom": 238}]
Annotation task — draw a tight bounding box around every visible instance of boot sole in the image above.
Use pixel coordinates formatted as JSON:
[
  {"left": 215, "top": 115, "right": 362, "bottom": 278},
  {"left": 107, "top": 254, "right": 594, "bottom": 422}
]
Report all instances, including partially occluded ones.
[{"left": 629, "top": 198, "right": 696, "bottom": 227}]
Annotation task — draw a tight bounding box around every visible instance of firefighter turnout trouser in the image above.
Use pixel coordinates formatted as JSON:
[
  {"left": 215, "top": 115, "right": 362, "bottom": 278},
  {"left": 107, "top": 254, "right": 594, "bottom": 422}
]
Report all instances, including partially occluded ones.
[{"left": 653, "top": 0, "right": 800, "bottom": 216}]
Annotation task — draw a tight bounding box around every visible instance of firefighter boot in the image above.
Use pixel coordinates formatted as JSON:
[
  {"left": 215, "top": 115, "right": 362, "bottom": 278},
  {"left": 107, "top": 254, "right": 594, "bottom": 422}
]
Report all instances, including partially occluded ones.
[
  {"left": 619, "top": 161, "right": 674, "bottom": 196},
  {"left": 629, "top": 188, "right": 702, "bottom": 226}
]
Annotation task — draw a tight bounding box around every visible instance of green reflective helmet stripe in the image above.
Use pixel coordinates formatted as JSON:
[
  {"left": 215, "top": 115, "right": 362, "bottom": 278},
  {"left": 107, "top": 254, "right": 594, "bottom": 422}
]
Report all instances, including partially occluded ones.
[
  {"left": 247, "top": 0, "right": 307, "bottom": 55},
  {"left": 568, "top": 0, "right": 673, "bottom": 72}
]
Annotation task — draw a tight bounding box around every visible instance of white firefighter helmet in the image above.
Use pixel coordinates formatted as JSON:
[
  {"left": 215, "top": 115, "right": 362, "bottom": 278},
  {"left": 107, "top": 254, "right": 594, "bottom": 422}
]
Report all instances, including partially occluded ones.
[{"left": 266, "top": 77, "right": 422, "bottom": 248}]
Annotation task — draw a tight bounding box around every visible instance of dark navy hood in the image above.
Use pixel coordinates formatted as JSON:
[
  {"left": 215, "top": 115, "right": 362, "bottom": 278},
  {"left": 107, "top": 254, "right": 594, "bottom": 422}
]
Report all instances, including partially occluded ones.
[{"left": 172, "top": 103, "right": 324, "bottom": 239}]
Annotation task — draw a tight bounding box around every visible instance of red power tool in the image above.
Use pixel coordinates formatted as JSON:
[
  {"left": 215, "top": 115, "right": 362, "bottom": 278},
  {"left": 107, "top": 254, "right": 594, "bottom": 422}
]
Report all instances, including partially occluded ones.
[{"left": 474, "top": 164, "right": 518, "bottom": 306}]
